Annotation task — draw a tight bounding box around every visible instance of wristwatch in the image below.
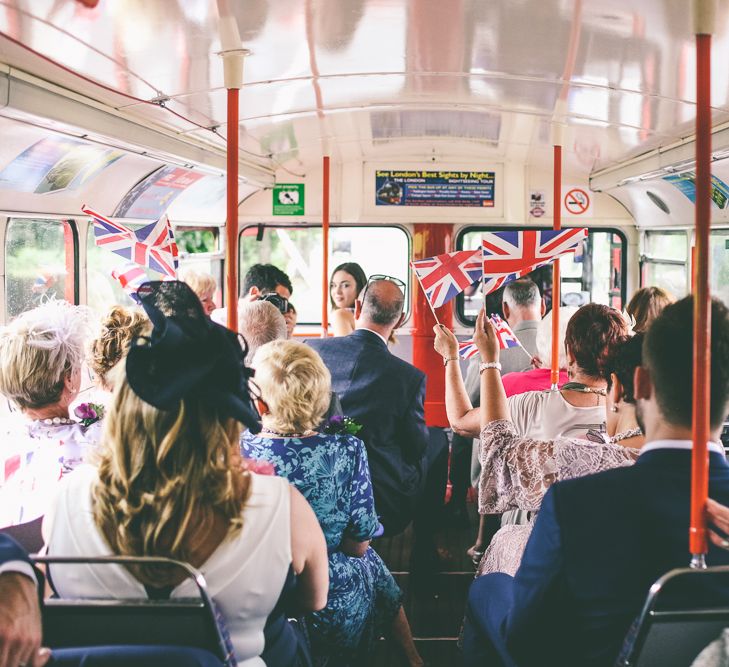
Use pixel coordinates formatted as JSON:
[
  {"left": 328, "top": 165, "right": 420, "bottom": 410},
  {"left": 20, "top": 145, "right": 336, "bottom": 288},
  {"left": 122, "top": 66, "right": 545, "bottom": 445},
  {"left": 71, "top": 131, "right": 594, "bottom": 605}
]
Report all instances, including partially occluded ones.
[
  {"left": 479, "top": 361, "right": 502, "bottom": 374},
  {"left": 443, "top": 356, "right": 459, "bottom": 366}
]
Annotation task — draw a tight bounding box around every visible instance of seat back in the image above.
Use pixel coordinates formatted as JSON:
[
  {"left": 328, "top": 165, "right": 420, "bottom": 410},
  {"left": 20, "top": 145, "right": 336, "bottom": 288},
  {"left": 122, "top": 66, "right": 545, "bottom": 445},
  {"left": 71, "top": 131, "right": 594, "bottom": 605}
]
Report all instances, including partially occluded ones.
[
  {"left": 0, "top": 515, "right": 45, "bottom": 553},
  {"left": 619, "top": 566, "right": 729, "bottom": 667},
  {"left": 33, "top": 556, "right": 230, "bottom": 664}
]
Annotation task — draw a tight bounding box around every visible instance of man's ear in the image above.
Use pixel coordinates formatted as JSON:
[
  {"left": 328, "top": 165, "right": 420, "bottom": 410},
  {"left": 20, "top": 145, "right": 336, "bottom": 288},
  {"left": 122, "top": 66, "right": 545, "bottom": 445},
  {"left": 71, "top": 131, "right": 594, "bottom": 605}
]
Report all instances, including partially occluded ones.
[
  {"left": 248, "top": 286, "right": 261, "bottom": 298},
  {"left": 502, "top": 302, "right": 511, "bottom": 321},
  {"left": 394, "top": 312, "right": 406, "bottom": 330},
  {"left": 354, "top": 299, "right": 363, "bottom": 319},
  {"left": 633, "top": 365, "right": 652, "bottom": 401},
  {"left": 541, "top": 297, "right": 547, "bottom": 317}
]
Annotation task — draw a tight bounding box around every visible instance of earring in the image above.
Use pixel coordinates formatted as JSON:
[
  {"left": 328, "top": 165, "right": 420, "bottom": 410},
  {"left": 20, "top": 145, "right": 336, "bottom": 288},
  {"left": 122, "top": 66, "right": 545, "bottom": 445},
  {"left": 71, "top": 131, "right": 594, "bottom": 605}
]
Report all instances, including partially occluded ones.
[{"left": 611, "top": 405, "right": 618, "bottom": 413}]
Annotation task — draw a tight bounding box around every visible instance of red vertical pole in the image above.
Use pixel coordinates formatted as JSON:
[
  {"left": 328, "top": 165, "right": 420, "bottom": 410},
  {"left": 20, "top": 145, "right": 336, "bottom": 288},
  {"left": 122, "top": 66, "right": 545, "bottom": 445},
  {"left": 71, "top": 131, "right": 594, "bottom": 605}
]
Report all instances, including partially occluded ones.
[
  {"left": 63, "top": 222, "right": 75, "bottom": 304},
  {"left": 551, "top": 144, "right": 562, "bottom": 388},
  {"left": 225, "top": 88, "right": 239, "bottom": 333},
  {"left": 321, "top": 156, "right": 330, "bottom": 337},
  {"left": 690, "top": 30, "right": 712, "bottom": 564},
  {"left": 412, "top": 223, "right": 454, "bottom": 427}
]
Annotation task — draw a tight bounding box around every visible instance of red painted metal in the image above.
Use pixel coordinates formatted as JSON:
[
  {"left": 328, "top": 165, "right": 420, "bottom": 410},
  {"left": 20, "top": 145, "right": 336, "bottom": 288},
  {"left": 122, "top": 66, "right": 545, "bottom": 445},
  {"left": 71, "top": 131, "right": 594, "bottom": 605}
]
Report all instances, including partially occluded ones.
[
  {"left": 321, "top": 156, "right": 330, "bottom": 337},
  {"left": 690, "top": 33, "right": 712, "bottom": 558},
  {"left": 225, "top": 88, "right": 239, "bottom": 333},
  {"left": 63, "top": 221, "right": 75, "bottom": 304},
  {"left": 412, "top": 223, "right": 454, "bottom": 427},
  {"left": 551, "top": 144, "right": 562, "bottom": 388}
]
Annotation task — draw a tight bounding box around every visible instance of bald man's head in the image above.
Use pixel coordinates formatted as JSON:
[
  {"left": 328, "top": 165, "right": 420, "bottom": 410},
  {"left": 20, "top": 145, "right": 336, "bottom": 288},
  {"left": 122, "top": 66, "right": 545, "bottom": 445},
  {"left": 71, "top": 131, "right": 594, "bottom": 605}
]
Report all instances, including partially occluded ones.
[{"left": 360, "top": 279, "right": 405, "bottom": 327}]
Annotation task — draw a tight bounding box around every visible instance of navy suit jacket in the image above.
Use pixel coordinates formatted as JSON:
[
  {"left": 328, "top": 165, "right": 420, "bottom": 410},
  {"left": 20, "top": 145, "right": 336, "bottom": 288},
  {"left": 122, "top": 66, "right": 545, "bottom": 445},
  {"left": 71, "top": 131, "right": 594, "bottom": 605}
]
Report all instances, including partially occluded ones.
[
  {"left": 485, "top": 447, "right": 729, "bottom": 667},
  {"left": 308, "top": 329, "right": 430, "bottom": 534},
  {"left": 0, "top": 533, "right": 31, "bottom": 567}
]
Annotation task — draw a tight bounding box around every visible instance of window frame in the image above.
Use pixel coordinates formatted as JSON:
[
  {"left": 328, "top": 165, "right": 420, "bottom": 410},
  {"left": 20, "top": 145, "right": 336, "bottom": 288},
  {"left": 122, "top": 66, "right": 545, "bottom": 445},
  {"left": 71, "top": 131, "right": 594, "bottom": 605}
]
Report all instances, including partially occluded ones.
[
  {"left": 454, "top": 224, "right": 628, "bottom": 326},
  {"left": 238, "top": 223, "right": 413, "bottom": 325},
  {"left": 4, "top": 216, "right": 79, "bottom": 321},
  {"left": 640, "top": 229, "right": 690, "bottom": 291}
]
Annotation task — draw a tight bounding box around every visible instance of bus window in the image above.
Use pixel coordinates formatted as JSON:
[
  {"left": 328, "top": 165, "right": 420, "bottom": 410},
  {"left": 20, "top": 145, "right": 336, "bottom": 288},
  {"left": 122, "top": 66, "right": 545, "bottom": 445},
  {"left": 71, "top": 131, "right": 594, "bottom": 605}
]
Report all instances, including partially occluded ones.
[
  {"left": 456, "top": 227, "right": 626, "bottom": 323},
  {"left": 176, "top": 227, "right": 224, "bottom": 309},
  {"left": 5, "top": 218, "right": 75, "bottom": 319},
  {"left": 240, "top": 225, "right": 410, "bottom": 324},
  {"left": 710, "top": 229, "right": 729, "bottom": 307},
  {"left": 641, "top": 230, "right": 688, "bottom": 298}
]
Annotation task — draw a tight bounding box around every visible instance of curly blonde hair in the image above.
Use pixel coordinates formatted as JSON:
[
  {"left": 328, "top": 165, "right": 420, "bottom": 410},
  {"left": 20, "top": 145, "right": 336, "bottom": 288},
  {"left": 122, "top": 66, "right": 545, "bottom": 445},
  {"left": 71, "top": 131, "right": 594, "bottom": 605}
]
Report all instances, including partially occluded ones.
[
  {"left": 90, "top": 306, "right": 149, "bottom": 390},
  {"left": 92, "top": 374, "right": 250, "bottom": 585},
  {"left": 0, "top": 300, "right": 91, "bottom": 410},
  {"left": 253, "top": 340, "right": 331, "bottom": 433}
]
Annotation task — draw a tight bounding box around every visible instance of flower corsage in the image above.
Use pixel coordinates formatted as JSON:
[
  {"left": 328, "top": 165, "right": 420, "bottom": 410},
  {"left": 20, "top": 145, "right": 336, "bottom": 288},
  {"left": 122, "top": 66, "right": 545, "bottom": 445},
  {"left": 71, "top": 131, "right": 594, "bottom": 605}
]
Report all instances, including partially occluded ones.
[
  {"left": 323, "top": 415, "right": 363, "bottom": 436},
  {"left": 74, "top": 402, "right": 105, "bottom": 427}
]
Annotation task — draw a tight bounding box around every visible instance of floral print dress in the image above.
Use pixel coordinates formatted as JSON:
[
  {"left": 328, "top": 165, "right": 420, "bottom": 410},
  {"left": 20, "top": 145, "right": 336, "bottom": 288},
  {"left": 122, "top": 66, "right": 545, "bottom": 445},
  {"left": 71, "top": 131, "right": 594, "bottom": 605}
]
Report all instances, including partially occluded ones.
[{"left": 240, "top": 431, "right": 402, "bottom": 665}]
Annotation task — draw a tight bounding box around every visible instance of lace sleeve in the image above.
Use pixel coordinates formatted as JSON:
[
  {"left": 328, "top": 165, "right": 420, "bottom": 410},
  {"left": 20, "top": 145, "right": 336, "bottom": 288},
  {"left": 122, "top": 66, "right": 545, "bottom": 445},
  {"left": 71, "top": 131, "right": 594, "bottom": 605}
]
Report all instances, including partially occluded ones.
[{"left": 478, "top": 420, "right": 558, "bottom": 514}]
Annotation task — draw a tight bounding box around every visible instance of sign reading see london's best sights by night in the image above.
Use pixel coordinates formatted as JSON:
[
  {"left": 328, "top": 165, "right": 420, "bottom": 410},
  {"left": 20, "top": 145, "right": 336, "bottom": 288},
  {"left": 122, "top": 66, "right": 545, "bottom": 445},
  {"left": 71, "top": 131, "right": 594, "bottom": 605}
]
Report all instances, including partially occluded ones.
[{"left": 375, "top": 170, "right": 495, "bottom": 207}]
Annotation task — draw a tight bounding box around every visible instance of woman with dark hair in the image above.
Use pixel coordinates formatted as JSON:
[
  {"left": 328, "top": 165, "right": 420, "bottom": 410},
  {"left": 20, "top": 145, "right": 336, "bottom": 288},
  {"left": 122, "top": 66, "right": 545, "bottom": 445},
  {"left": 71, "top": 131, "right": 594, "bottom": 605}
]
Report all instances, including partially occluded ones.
[
  {"left": 46, "top": 282, "right": 328, "bottom": 667},
  {"left": 439, "top": 302, "right": 629, "bottom": 440},
  {"left": 329, "top": 262, "right": 367, "bottom": 337}
]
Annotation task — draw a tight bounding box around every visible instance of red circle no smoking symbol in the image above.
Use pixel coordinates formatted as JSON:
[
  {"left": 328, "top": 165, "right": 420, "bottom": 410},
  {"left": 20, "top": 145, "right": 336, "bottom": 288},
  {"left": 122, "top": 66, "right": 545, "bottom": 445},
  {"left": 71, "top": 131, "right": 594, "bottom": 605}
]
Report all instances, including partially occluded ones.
[{"left": 564, "top": 188, "right": 590, "bottom": 215}]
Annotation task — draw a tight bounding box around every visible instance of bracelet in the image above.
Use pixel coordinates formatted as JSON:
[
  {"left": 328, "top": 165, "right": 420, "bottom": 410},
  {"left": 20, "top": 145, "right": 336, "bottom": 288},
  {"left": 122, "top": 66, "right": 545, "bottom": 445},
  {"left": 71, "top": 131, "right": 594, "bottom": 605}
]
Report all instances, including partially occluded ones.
[
  {"left": 443, "top": 356, "right": 459, "bottom": 366},
  {"left": 479, "top": 361, "right": 502, "bottom": 374}
]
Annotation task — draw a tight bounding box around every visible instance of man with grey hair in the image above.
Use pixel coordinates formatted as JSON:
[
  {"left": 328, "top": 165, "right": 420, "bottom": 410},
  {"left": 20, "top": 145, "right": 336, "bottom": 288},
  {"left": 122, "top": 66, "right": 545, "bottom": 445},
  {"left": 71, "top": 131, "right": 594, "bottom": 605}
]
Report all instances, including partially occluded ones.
[
  {"left": 238, "top": 300, "right": 287, "bottom": 364},
  {"left": 308, "top": 278, "right": 432, "bottom": 537}
]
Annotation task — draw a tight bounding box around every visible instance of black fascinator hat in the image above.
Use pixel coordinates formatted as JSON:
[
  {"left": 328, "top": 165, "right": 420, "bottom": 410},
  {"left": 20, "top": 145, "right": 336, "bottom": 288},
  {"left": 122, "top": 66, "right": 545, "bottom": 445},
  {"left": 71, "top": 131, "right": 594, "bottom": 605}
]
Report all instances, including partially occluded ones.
[{"left": 125, "top": 281, "right": 261, "bottom": 434}]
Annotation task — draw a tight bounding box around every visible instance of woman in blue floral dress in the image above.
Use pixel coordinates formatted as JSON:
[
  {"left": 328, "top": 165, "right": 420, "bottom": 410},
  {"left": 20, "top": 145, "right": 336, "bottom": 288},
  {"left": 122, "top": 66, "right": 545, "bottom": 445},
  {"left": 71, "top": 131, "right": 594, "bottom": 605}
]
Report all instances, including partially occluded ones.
[{"left": 241, "top": 340, "right": 423, "bottom": 667}]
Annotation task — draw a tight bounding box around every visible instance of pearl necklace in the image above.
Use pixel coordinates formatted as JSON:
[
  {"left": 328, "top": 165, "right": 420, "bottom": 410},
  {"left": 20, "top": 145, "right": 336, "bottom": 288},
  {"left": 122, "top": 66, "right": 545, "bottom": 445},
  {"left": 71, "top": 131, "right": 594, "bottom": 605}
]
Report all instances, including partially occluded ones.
[
  {"left": 610, "top": 427, "right": 643, "bottom": 444},
  {"left": 35, "top": 416, "right": 75, "bottom": 426},
  {"left": 260, "top": 427, "right": 314, "bottom": 439}
]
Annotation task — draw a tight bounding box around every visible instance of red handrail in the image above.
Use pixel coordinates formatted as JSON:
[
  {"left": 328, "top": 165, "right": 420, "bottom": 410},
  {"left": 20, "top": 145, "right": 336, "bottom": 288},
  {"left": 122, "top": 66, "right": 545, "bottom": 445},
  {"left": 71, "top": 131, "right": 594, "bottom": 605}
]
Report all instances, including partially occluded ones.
[
  {"left": 689, "top": 30, "right": 712, "bottom": 565},
  {"left": 225, "top": 88, "right": 239, "bottom": 333},
  {"left": 551, "top": 144, "right": 562, "bottom": 388},
  {"left": 321, "top": 156, "right": 330, "bottom": 337}
]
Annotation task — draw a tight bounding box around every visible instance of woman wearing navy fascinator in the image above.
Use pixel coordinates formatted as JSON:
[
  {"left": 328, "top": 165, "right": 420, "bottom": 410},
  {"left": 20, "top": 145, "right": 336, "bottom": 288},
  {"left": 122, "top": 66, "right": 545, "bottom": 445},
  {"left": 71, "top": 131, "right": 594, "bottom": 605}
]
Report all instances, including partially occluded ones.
[{"left": 46, "top": 281, "right": 329, "bottom": 667}]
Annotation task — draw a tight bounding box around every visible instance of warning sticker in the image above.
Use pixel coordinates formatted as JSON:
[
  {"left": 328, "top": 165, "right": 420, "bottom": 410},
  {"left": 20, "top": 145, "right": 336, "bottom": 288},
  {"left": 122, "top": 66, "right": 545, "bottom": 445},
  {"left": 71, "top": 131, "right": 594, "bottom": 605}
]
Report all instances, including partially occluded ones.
[
  {"left": 563, "top": 187, "right": 592, "bottom": 217},
  {"left": 529, "top": 190, "right": 546, "bottom": 218}
]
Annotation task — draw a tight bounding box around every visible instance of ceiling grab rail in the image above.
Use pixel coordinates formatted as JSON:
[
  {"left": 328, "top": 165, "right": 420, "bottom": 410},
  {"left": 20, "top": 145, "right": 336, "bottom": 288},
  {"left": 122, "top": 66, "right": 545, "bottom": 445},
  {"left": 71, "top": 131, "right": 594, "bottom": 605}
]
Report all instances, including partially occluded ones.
[
  {"left": 689, "top": 0, "right": 716, "bottom": 570},
  {"left": 217, "top": 0, "right": 248, "bottom": 333}
]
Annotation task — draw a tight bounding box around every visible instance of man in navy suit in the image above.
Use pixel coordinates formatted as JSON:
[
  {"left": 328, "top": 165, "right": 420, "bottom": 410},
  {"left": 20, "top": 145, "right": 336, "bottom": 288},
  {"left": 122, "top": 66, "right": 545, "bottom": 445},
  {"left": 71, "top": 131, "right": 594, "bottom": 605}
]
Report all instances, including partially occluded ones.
[
  {"left": 463, "top": 295, "right": 729, "bottom": 667},
  {"left": 308, "top": 277, "right": 431, "bottom": 536}
]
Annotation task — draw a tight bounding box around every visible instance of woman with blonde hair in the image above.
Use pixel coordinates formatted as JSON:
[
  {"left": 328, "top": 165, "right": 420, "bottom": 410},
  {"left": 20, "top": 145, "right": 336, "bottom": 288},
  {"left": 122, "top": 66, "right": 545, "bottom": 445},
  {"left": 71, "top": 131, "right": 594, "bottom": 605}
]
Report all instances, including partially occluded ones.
[
  {"left": 242, "top": 340, "right": 423, "bottom": 667},
  {"left": 0, "top": 300, "right": 95, "bottom": 526},
  {"left": 46, "top": 282, "right": 328, "bottom": 666},
  {"left": 89, "top": 305, "right": 149, "bottom": 391},
  {"left": 181, "top": 269, "right": 218, "bottom": 316}
]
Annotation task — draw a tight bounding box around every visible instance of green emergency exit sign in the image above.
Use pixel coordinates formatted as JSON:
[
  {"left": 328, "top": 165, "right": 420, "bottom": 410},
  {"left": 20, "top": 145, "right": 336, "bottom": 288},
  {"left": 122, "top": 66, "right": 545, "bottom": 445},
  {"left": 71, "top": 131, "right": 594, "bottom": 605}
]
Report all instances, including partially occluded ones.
[{"left": 273, "top": 183, "right": 304, "bottom": 215}]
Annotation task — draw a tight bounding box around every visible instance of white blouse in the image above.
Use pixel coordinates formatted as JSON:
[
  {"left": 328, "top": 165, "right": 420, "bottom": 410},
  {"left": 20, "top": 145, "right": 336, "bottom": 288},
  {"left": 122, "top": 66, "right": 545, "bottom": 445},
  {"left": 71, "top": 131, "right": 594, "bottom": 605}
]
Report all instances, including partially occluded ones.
[{"left": 47, "top": 466, "right": 293, "bottom": 667}]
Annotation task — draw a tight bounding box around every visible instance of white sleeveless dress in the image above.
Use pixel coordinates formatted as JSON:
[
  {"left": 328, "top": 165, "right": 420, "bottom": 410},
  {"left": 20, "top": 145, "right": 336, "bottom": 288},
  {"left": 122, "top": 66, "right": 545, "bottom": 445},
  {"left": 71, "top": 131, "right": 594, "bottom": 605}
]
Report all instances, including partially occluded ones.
[{"left": 47, "top": 465, "right": 292, "bottom": 667}]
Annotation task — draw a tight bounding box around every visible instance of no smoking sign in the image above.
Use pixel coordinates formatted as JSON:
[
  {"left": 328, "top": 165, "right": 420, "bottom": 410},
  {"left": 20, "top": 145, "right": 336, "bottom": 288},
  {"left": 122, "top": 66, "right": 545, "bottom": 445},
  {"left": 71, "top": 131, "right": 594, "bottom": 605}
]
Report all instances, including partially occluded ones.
[{"left": 563, "top": 187, "right": 592, "bottom": 216}]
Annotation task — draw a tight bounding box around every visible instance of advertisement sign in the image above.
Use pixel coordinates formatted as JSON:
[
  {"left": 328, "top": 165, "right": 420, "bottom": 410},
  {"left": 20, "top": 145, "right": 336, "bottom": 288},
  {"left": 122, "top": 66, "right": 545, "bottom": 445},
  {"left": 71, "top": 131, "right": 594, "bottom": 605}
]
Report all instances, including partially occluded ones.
[
  {"left": 114, "top": 166, "right": 205, "bottom": 219},
  {"left": 273, "top": 183, "right": 305, "bottom": 215},
  {"left": 375, "top": 170, "right": 495, "bottom": 207},
  {"left": 663, "top": 172, "right": 729, "bottom": 209}
]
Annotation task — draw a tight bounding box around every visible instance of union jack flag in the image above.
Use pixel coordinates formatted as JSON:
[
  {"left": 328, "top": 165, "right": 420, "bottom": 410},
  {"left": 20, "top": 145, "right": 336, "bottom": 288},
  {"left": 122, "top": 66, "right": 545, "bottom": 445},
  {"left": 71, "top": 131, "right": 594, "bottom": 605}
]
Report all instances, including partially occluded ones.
[
  {"left": 481, "top": 228, "right": 586, "bottom": 287},
  {"left": 489, "top": 314, "right": 520, "bottom": 350},
  {"left": 411, "top": 249, "right": 482, "bottom": 309},
  {"left": 111, "top": 263, "right": 149, "bottom": 301},
  {"left": 458, "top": 339, "right": 479, "bottom": 360},
  {"left": 83, "top": 205, "right": 179, "bottom": 278}
]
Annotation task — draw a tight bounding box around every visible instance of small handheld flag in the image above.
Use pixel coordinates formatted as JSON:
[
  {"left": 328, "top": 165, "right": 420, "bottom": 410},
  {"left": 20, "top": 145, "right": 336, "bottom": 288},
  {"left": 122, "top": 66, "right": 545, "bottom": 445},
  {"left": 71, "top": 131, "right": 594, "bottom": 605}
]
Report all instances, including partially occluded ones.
[
  {"left": 83, "top": 205, "right": 179, "bottom": 278},
  {"left": 411, "top": 249, "right": 482, "bottom": 309},
  {"left": 111, "top": 263, "right": 149, "bottom": 302},
  {"left": 458, "top": 339, "right": 479, "bottom": 360},
  {"left": 489, "top": 314, "right": 521, "bottom": 350}
]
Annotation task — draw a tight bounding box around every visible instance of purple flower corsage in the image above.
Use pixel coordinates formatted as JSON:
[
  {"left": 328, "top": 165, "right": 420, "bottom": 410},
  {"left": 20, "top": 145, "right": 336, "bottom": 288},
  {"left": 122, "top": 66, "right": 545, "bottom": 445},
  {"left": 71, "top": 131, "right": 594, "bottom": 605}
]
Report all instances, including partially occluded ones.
[
  {"left": 74, "top": 402, "right": 105, "bottom": 427},
  {"left": 323, "top": 414, "right": 362, "bottom": 436}
]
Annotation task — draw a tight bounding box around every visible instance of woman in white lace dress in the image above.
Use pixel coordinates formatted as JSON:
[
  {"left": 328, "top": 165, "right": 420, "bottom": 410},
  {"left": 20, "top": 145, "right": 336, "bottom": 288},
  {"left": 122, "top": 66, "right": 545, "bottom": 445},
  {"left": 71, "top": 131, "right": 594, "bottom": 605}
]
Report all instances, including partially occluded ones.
[{"left": 0, "top": 300, "right": 97, "bottom": 526}]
